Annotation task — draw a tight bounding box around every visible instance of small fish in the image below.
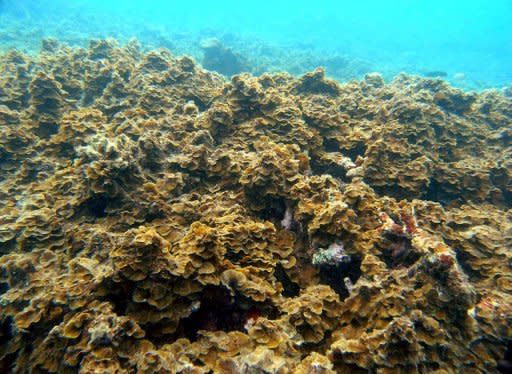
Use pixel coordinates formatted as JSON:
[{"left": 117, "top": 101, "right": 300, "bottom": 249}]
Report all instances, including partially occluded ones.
[
  {"left": 453, "top": 72, "right": 466, "bottom": 80},
  {"left": 423, "top": 71, "right": 448, "bottom": 78}
]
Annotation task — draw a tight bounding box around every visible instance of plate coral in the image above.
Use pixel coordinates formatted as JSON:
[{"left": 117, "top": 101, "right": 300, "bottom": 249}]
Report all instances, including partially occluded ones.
[{"left": 0, "top": 39, "right": 511, "bottom": 373}]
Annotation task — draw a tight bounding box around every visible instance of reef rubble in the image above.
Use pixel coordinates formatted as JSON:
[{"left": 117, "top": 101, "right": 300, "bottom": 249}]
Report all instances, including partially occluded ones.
[{"left": 0, "top": 39, "right": 511, "bottom": 373}]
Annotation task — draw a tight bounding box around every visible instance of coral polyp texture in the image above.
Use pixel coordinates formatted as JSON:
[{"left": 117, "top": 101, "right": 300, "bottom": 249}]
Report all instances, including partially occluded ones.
[{"left": 0, "top": 39, "right": 511, "bottom": 373}]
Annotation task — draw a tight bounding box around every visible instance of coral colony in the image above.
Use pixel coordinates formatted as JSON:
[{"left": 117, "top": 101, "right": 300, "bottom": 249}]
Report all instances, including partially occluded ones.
[{"left": 0, "top": 39, "right": 511, "bottom": 373}]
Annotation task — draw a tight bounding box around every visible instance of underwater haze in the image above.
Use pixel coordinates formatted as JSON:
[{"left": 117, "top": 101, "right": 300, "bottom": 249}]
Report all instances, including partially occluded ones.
[{"left": 1, "top": 0, "right": 511, "bottom": 89}]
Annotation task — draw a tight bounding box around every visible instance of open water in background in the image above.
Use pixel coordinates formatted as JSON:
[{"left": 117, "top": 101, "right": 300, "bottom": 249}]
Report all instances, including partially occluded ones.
[{"left": 0, "top": 0, "right": 511, "bottom": 89}]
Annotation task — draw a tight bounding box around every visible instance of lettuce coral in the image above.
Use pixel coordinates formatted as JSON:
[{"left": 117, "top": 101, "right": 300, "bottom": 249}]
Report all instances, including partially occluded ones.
[{"left": 0, "top": 39, "right": 511, "bottom": 373}]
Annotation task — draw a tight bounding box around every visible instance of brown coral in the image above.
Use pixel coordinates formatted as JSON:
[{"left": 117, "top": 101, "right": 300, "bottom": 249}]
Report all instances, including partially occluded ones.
[{"left": 0, "top": 40, "right": 511, "bottom": 373}]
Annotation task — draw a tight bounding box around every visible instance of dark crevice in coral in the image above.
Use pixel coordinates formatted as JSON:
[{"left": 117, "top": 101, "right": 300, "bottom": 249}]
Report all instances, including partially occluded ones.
[
  {"left": 34, "top": 122, "right": 59, "bottom": 139},
  {"left": 490, "top": 168, "right": 512, "bottom": 209},
  {"left": 0, "top": 237, "right": 16, "bottom": 255},
  {"left": 453, "top": 248, "right": 481, "bottom": 281},
  {"left": 18, "top": 163, "right": 43, "bottom": 184},
  {"left": 56, "top": 142, "right": 76, "bottom": 159},
  {"left": 26, "top": 308, "right": 67, "bottom": 343},
  {"left": 4, "top": 260, "right": 32, "bottom": 287},
  {"left": 173, "top": 170, "right": 209, "bottom": 194},
  {"left": 367, "top": 183, "right": 399, "bottom": 200},
  {"left": 322, "top": 137, "right": 340, "bottom": 152},
  {"left": 140, "top": 159, "right": 162, "bottom": 174},
  {"left": 175, "top": 286, "right": 265, "bottom": 342},
  {"left": 0, "top": 152, "right": 17, "bottom": 178},
  {"left": 181, "top": 289, "right": 243, "bottom": 339},
  {"left": 310, "top": 146, "right": 348, "bottom": 178},
  {"left": 0, "top": 281, "right": 8, "bottom": 295},
  {"left": 274, "top": 264, "right": 300, "bottom": 297},
  {"left": 246, "top": 193, "right": 287, "bottom": 224},
  {"left": 78, "top": 194, "right": 113, "bottom": 219},
  {"left": 0, "top": 316, "right": 14, "bottom": 340},
  {"left": 501, "top": 189, "right": 512, "bottom": 209},
  {"left": 421, "top": 363, "right": 441, "bottom": 372},
  {"left": 99, "top": 280, "right": 133, "bottom": 316},
  {"left": 330, "top": 351, "right": 368, "bottom": 373},
  {"left": 0, "top": 317, "right": 16, "bottom": 372},
  {"left": 310, "top": 155, "right": 347, "bottom": 180},
  {"left": 432, "top": 124, "right": 443, "bottom": 138},
  {"left": 318, "top": 255, "right": 362, "bottom": 300},
  {"left": 498, "top": 340, "right": 512, "bottom": 373},
  {"left": 0, "top": 351, "right": 17, "bottom": 374},
  {"left": 407, "top": 134, "right": 418, "bottom": 144},
  {"left": 345, "top": 142, "right": 367, "bottom": 162},
  {"left": 247, "top": 142, "right": 256, "bottom": 152},
  {"left": 225, "top": 247, "right": 244, "bottom": 264},
  {"left": 144, "top": 209, "right": 166, "bottom": 223},
  {"left": 422, "top": 178, "right": 460, "bottom": 205},
  {"left": 301, "top": 329, "right": 334, "bottom": 352}
]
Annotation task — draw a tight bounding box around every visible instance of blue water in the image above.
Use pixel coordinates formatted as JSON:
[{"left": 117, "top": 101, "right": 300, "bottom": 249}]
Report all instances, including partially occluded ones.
[{"left": 1, "top": 0, "right": 511, "bottom": 89}]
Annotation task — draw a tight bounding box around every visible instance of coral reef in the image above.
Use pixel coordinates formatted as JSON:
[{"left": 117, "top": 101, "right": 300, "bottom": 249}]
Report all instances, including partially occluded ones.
[
  {"left": 200, "top": 38, "right": 249, "bottom": 77},
  {"left": 0, "top": 13, "right": 377, "bottom": 85},
  {"left": 1, "top": 3, "right": 511, "bottom": 90},
  {"left": 0, "top": 40, "right": 511, "bottom": 373}
]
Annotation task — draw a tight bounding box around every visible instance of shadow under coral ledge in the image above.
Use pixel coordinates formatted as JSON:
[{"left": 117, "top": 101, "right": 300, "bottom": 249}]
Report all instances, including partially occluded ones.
[{"left": 0, "top": 38, "right": 511, "bottom": 373}]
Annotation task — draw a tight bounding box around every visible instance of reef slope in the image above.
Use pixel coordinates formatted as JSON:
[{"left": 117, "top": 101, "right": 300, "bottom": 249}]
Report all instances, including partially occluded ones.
[{"left": 0, "top": 39, "right": 511, "bottom": 373}]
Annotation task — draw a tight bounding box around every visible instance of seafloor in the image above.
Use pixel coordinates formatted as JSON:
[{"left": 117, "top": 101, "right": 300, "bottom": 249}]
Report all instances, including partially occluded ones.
[{"left": 0, "top": 39, "right": 511, "bottom": 373}]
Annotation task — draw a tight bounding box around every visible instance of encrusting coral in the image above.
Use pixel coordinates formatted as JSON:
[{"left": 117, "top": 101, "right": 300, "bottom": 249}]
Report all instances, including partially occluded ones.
[{"left": 0, "top": 38, "right": 511, "bottom": 373}]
